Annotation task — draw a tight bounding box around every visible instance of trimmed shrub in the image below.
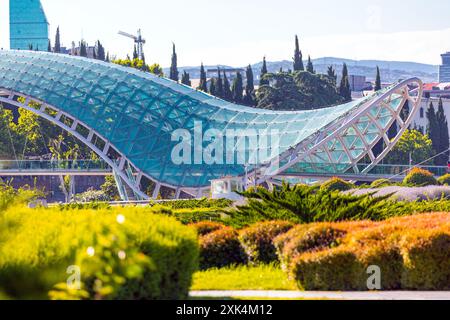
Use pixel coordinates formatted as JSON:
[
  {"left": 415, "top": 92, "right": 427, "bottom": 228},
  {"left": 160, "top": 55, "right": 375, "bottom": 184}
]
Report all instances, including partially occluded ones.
[
  {"left": 400, "top": 229, "right": 450, "bottom": 290},
  {"left": 199, "top": 228, "right": 248, "bottom": 270},
  {"left": 291, "top": 247, "right": 364, "bottom": 291},
  {"left": 0, "top": 206, "right": 199, "bottom": 300},
  {"left": 190, "top": 221, "right": 226, "bottom": 236},
  {"left": 239, "top": 221, "right": 294, "bottom": 264},
  {"left": 276, "top": 224, "right": 347, "bottom": 269},
  {"left": 320, "top": 177, "right": 354, "bottom": 192},
  {"left": 437, "top": 174, "right": 450, "bottom": 186},
  {"left": 370, "top": 179, "right": 392, "bottom": 188},
  {"left": 403, "top": 168, "right": 438, "bottom": 186}
]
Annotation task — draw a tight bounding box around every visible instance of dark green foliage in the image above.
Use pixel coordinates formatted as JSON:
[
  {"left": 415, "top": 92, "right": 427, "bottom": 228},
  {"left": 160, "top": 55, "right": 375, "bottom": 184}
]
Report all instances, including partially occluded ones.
[
  {"left": 306, "top": 56, "right": 314, "bottom": 73},
  {"left": 243, "top": 65, "right": 256, "bottom": 106},
  {"left": 231, "top": 72, "right": 244, "bottom": 103},
  {"left": 234, "top": 183, "right": 397, "bottom": 224},
  {"left": 169, "top": 43, "right": 179, "bottom": 82},
  {"left": 256, "top": 71, "right": 343, "bottom": 111},
  {"left": 339, "top": 63, "right": 351, "bottom": 102},
  {"left": 198, "top": 63, "right": 208, "bottom": 92},
  {"left": 375, "top": 66, "right": 382, "bottom": 91},
  {"left": 209, "top": 78, "right": 217, "bottom": 96},
  {"left": 154, "top": 198, "right": 233, "bottom": 210},
  {"left": 222, "top": 71, "right": 232, "bottom": 101},
  {"left": 435, "top": 98, "right": 450, "bottom": 165},
  {"left": 181, "top": 71, "right": 191, "bottom": 86},
  {"left": 54, "top": 26, "right": 61, "bottom": 53},
  {"left": 79, "top": 40, "right": 87, "bottom": 57},
  {"left": 327, "top": 66, "right": 337, "bottom": 85},
  {"left": 95, "top": 40, "right": 106, "bottom": 61},
  {"left": 260, "top": 57, "right": 269, "bottom": 86},
  {"left": 133, "top": 45, "right": 138, "bottom": 60},
  {"left": 293, "top": 35, "right": 304, "bottom": 71},
  {"left": 100, "top": 176, "right": 120, "bottom": 201},
  {"left": 47, "top": 40, "right": 52, "bottom": 53}
]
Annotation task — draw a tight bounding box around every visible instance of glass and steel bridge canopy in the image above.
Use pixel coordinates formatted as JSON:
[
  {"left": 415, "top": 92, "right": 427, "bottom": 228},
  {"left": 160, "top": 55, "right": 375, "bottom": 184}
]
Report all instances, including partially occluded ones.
[{"left": 0, "top": 50, "right": 423, "bottom": 198}]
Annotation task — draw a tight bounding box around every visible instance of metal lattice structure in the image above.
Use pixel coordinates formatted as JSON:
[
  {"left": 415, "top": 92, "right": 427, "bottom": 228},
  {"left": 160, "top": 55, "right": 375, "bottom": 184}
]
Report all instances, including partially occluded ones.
[{"left": 0, "top": 51, "right": 422, "bottom": 199}]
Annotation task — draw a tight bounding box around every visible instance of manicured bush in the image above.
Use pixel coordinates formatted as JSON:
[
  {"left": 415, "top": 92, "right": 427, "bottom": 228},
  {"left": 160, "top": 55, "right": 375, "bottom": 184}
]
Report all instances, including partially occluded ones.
[
  {"left": 403, "top": 168, "right": 438, "bottom": 186},
  {"left": 370, "top": 179, "right": 392, "bottom": 188},
  {"left": 190, "top": 221, "right": 226, "bottom": 236},
  {"left": 291, "top": 247, "right": 364, "bottom": 291},
  {"left": 152, "top": 198, "right": 233, "bottom": 210},
  {"left": 400, "top": 229, "right": 450, "bottom": 290},
  {"left": 0, "top": 206, "right": 199, "bottom": 300},
  {"left": 275, "top": 224, "right": 347, "bottom": 269},
  {"left": 73, "top": 188, "right": 109, "bottom": 203},
  {"left": 320, "top": 177, "right": 354, "bottom": 192},
  {"left": 238, "top": 221, "right": 294, "bottom": 264},
  {"left": 437, "top": 174, "right": 450, "bottom": 186},
  {"left": 199, "top": 228, "right": 248, "bottom": 270}
]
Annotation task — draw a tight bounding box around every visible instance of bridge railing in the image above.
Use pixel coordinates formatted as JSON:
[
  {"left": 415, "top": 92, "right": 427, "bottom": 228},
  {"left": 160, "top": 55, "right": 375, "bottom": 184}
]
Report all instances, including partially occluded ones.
[
  {"left": 282, "top": 162, "right": 449, "bottom": 177},
  {"left": 0, "top": 160, "right": 111, "bottom": 172}
]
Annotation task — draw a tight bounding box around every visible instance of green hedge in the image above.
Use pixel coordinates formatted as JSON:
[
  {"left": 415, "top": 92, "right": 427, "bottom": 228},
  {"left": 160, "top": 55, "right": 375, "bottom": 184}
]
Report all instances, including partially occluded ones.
[
  {"left": 320, "top": 178, "right": 354, "bottom": 192},
  {"left": 0, "top": 206, "right": 199, "bottom": 300},
  {"left": 199, "top": 228, "right": 247, "bottom": 270},
  {"left": 239, "top": 221, "right": 293, "bottom": 265},
  {"left": 403, "top": 168, "right": 438, "bottom": 186}
]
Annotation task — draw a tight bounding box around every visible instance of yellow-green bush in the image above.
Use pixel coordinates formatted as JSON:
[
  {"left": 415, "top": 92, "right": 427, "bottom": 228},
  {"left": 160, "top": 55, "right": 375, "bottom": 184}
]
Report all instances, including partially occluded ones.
[
  {"left": 437, "top": 174, "right": 450, "bottom": 186},
  {"left": 403, "top": 168, "right": 438, "bottom": 186},
  {"left": 238, "top": 221, "right": 293, "bottom": 265},
  {"left": 0, "top": 206, "right": 198, "bottom": 300},
  {"left": 400, "top": 229, "right": 450, "bottom": 290},
  {"left": 320, "top": 177, "right": 354, "bottom": 192},
  {"left": 189, "top": 221, "right": 226, "bottom": 237}
]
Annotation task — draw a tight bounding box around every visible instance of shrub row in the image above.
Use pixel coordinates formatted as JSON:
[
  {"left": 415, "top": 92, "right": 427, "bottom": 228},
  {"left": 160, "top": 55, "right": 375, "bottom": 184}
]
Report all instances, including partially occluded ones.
[
  {"left": 191, "top": 213, "right": 450, "bottom": 290},
  {"left": 0, "top": 206, "right": 199, "bottom": 300}
]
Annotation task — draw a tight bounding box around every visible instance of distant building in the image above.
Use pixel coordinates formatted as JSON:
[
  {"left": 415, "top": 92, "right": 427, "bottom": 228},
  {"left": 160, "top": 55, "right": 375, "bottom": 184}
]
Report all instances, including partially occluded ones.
[
  {"left": 9, "top": 0, "right": 49, "bottom": 51},
  {"left": 349, "top": 75, "right": 367, "bottom": 92},
  {"left": 439, "top": 52, "right": 450, "bottom": 83}
]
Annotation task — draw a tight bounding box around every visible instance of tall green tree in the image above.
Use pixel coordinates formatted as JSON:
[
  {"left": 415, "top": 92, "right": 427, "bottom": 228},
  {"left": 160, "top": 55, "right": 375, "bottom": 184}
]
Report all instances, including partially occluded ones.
[
  {"left": 243, "top": 65, "right": 255, "bottom": 106},
  {"left": 132, "top": 45, "right": 138, "bottom": 60},
  {"left": 327, "top": 65, "right": 337, "bottom": 86},
  {"left": 198, "top": 63, "right": 208, "bottom": 92},
  {"left": 260, "top": 57, "right": 269, "bottom": 86},
  {"left": 339, "top": 63, "right": 351, "bottom": 102},
  {"left": 293, "top": 35, "right": 304, "bottom": 71},
  {"left": 385, "top": 129, "right": 434, "bottom": 165},
  {"left": 426, "top": 101, "right": 438, "bottom": 160},
  {"left": 47, "top": 40, "right": 52, "bottom": 52},
  {"left": 223, "top": 71, "right": 232, "bottom": 101},
  {"left": 54, "top": 26, "right": 61, "bottom": 53},
  {"left": 95, "top": 40, "right": 106, "bottom": 61},
  {"left": 79, "top": 40, "right": 87, "bottom": 57},
  {"left": 231, "top": 72, "right": 244, "bottom": 104},
  {"left": 375, "top": 66, "right": 382, "bottom": 91},
  {"left": 435, "top": 98, "right": 450, "bottom": 165},
  {"left": 306, "top": 56, "right": 314, "bottom": 73},
  {"left": 209, "top": 78, "right": 217, "bottom": 96},
  {"left": 215, "top": 68, "right": 224, "bottom": 98},
  {"left": 169, "top": 43, "right": 179, "bottom": 82},
  {"left": 181, "top": 71, "right": 191, "bottom": 86}
]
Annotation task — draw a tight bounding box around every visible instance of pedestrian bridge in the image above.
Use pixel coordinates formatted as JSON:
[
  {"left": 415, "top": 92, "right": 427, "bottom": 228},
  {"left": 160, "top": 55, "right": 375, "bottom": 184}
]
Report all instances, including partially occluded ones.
[{"left": 0, "top": 50, "right": 423, "bottom": 199}]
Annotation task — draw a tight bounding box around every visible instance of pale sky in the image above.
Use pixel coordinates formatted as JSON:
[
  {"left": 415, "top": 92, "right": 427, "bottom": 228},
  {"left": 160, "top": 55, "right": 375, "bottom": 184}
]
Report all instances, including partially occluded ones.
[{"left": 1, "top": 0, "right": 450, "bottom": 67}]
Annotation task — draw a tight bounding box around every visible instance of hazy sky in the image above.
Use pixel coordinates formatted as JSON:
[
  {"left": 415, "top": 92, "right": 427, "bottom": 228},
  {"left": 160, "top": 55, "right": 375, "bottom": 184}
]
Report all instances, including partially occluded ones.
[{"left": 1, "top": 0, "right": 450, "bottom": 67}]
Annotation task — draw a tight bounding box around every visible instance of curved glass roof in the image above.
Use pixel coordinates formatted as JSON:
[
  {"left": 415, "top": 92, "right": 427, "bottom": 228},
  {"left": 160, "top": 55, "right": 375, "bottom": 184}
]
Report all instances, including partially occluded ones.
[{"left": 0, "top": 50, "right": 390, "bottom": 188}]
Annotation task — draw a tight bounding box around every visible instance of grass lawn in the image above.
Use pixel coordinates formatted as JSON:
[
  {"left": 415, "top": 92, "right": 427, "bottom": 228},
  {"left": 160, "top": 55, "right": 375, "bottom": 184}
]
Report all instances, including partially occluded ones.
[{"left": 191, "top": 264, "right": 298, "bottom": 291}]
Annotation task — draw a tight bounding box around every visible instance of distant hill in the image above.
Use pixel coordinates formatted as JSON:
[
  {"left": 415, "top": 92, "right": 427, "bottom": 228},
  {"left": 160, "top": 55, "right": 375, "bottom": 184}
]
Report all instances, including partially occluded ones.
[{"left": 164, "top": 57, "right": 439, "bottom": 84}]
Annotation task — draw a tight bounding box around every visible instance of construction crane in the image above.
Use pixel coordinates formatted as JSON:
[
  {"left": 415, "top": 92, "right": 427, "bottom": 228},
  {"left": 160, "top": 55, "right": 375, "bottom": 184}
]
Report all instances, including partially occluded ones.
[{"left": 118, "top": 29, "right": 146, "bottom": 60}]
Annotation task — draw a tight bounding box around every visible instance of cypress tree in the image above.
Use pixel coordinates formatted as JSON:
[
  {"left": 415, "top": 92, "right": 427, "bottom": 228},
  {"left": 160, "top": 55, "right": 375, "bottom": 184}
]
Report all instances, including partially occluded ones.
[
  {"left": 375, "top": 66, "right": 382, "bottom": 91},
  {"left": 47, "top": 40, "right": 52, "bottom": 52},
  {"left": 79, "top": 40, "right": 87, "bottom": 57},
  {"left": 181, "top": 71, "right": 191, "bottom": 86},
  {"left": 95, "top": 40, "right": 106, "bottom": 61},
  {"left": 260, "top": 57, "right": 269, "bottom": 86},
  {"left": 215, "top": 68, "right": 224, "bottom": 98},
  {"left": 293, "top": 35, "right": 304, "bottom": 71},
  {"left": 243, "top": 65, "right": 255, "bottom": 106},
  {"left": 133, "top": 45, "right": 138, "bottom": 60},
  {"left": 169, "top": 43, "right": 179, "bottom": 82},
  {"left": 306, "top": 56, "right": 314, "bottom": 73},
  {"left": 435, "top": 98, "right": 450, "bottom": 165},
  {"left": 327, "top": 65, "right": 337, "bottom": 85},
  {"left": 223, "top": 71, "right": 232, "bottom": 101},
  {"left": 231, "top": 72, "right": 244, "bottom": 104},
  {"left": 209, "top": 78, "right": 217, "bottom": 96},
  {"left": 106, "top": 52, "right": 110, "bottom": 62},
  {"left": 427, "top": 101, "right": 439, "bottom": 160},
  {"left": 339, "top": 63, "right": 351, "bottom": 102},
  {"left": 198, "top": 63, "right": 208, "bottom": 92},
  {"left": 54, "top": 26, "right": 61, "bottom": 53}
]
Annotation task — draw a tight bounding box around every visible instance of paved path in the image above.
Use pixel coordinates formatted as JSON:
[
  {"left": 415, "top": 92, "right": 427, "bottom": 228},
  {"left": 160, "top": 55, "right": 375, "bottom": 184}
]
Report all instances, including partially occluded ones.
[{"left": 190, "top": 291, "right": 450, "bottom": 300}]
